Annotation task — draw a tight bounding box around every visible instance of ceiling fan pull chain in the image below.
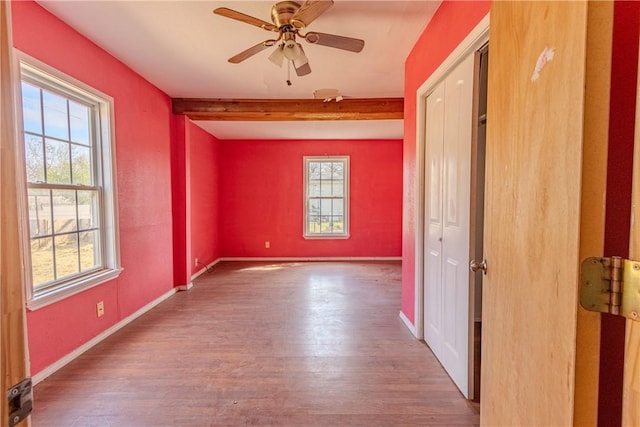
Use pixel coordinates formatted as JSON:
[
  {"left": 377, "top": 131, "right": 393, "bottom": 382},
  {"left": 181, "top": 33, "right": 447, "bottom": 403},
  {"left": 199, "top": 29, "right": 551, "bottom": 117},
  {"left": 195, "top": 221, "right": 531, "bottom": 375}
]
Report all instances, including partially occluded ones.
[{"left": 286, "top": 60, "right": 292, "bottom": 86}]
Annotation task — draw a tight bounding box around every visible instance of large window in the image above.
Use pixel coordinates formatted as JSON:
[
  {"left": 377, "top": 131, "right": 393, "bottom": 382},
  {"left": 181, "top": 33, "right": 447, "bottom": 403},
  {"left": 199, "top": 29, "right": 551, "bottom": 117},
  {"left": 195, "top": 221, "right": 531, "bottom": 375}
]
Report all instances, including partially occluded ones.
[
  {"left": 304, "top": 156, "right": 349, "bottom": 238},
  {"left": 19, "top": 57, "right": 120, "bottom": 308}
]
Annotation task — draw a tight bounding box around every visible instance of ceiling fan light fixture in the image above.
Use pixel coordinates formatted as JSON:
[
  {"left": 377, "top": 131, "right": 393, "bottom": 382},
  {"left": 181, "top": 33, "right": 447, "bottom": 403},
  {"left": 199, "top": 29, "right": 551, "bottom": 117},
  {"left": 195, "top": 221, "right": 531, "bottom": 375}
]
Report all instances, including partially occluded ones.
[
  {"left": 268, "top": 45, "right": 285, "bottom": 67},
  {"left": 282, "top": 39, "right": 301, "bottom": 61},
  {"left": 292, "top": 43, "right": 309, "bottom": 67}
]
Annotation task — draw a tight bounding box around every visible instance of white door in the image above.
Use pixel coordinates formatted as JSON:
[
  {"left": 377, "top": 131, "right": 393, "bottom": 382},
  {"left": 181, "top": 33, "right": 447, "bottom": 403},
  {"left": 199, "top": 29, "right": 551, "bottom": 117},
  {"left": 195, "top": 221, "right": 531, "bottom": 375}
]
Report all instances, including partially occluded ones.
[
  {"left": 423, "top": 82, "right": 445, "bottom": 358},
  {"left": 423, "top": 53, "right": 475, "bottom": 398}
]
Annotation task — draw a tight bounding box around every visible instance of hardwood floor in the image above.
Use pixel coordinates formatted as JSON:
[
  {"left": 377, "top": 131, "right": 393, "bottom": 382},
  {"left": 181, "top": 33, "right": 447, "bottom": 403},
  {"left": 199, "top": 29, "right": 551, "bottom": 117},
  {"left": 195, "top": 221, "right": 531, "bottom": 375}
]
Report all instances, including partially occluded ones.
[{"left": 32, "top": 261, "right": 479, "bottom": 426}]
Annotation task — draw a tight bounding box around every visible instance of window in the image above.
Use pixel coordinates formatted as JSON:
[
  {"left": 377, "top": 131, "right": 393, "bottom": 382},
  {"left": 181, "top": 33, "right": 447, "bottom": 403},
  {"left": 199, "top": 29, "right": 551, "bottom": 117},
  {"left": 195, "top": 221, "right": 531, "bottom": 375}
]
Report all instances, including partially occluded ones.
[
  {"left": 304, "top": 156, "right": 349, "bottom": 238},
  {"left": 19, "top": 57, "right": 121, "bottom": 309}
]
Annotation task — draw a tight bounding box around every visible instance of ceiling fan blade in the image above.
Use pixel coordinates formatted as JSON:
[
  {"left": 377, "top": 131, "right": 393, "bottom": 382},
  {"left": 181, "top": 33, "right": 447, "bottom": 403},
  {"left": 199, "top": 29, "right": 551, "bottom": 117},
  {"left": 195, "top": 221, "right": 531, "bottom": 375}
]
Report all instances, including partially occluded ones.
[
  {"left": 213, "top": 7, "right": 277, "bottom": 31},
  {"left": 290, "top": 0, "right": 334, "bottom": 29},
  {"left": 304, "top": 31, "right": 364, "bottom": 53},
  {"left": 295, "top": 62, "right": 312, "bottom": 77},
  {"left": 294, "top": 44, "right": 311, "bottom": 76},
  {"left": 228, "top": 40, "right": 274, "bottom": 64}
]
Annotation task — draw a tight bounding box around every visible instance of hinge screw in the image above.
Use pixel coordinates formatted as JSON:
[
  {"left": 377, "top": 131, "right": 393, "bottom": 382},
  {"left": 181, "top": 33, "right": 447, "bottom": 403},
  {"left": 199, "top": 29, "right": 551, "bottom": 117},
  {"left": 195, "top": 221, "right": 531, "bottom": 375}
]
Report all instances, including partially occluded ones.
[
  {"left": 13, "top": 416, "right": 19, "bottom": 423},
  {"left": 634, "top": 264, "right": 640, "bottom": 271},
  {"left": 632, "top": 311, "right": 639, "bottom": 319}
]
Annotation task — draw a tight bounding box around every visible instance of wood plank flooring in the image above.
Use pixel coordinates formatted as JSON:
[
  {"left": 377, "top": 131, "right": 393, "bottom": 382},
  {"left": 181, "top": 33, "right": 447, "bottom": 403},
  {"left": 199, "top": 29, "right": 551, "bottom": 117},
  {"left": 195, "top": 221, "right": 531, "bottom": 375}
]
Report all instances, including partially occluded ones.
[{"left": 31, "top": 261, "right": 479, "bottom": 426}]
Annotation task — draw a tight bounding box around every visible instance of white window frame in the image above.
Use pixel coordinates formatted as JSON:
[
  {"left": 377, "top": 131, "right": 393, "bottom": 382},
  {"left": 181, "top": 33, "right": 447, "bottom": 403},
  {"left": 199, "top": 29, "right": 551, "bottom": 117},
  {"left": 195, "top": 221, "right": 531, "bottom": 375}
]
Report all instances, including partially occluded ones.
[
  {"left": 303, "top": 156, "right": 350, "bottom": 239},
  {"left": 16, "top": 52, "right": 121, "bottom": 310}
]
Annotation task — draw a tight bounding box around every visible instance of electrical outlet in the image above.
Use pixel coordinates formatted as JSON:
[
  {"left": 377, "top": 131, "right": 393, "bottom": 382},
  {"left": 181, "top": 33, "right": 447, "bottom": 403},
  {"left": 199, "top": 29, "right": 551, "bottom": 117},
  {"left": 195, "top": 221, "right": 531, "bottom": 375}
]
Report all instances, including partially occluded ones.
[
  {"left": 265, "top": 241, "right": 270, "bottom": 249},
  {"left": 96, "top": 301, "right": 104, "bottom": 317},
  {"left": 195, "top": 257, "right": 199, "bottom": 266}
]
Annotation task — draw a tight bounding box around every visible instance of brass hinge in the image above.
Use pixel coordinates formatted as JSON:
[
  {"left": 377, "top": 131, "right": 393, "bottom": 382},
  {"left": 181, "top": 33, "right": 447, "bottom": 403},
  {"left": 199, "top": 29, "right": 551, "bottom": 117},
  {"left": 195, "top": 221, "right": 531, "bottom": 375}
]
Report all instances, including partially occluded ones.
[{"left": 580, "top": 257, "right": 640, "bottom": 321}]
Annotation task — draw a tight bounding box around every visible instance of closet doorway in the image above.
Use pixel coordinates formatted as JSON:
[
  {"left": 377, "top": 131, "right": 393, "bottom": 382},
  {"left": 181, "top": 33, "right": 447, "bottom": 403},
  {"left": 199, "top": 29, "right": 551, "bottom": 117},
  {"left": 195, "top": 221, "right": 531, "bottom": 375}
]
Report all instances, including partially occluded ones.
[{"left": 419, "top": 40, "right": 488, "bottom": 400}]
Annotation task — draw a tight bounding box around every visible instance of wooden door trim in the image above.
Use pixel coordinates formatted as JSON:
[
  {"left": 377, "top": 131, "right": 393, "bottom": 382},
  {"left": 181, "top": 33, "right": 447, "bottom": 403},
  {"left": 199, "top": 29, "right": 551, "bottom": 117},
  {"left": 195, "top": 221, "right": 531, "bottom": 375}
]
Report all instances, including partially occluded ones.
[
  {"left": 623, "top": 30, "right": 640, "bottom": 426},
  {"left": 573, "top": 2, "right": 615, "bottom": 425},
  {"left": 1, "top": 0, "right": 30, "bottom": 425},
  {"left": 413, "top": 13, "right": 489, "bottom": 342}
]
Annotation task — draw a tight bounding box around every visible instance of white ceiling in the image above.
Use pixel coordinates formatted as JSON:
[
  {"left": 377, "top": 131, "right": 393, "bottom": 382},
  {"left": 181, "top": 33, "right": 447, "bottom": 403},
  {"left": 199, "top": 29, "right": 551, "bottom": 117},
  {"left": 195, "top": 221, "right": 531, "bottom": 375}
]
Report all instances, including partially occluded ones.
[{"left": 36, "top": 0, "right": 441, "bottom": 140}]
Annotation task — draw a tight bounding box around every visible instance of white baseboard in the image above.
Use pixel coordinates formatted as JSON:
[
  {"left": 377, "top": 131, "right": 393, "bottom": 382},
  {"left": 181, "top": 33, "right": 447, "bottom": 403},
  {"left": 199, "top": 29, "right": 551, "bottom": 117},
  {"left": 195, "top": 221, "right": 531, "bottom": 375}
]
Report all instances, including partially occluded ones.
[
  {"left": 176, "top": 282, "right": 193, "bottom": 291},
  {"left": 32, "top": 287, "right": 177, "bottom": 385},
  {"left": 219, "top": 256, "right": 402, "bottom": 262},
  {"left": 399, "top": 311, "right": 418, "bottom": 338},
  {"left": 190, "top": 258, "right": 222, "bottom": 281}
]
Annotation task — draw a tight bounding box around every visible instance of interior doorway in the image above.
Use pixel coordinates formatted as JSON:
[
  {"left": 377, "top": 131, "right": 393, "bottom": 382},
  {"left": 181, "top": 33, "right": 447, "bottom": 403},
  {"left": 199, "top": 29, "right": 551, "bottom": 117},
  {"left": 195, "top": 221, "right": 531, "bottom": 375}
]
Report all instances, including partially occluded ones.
[
  {"left": 422, "top": 51, "right": 476, "bottom": 399},
  {"left": 471, "top": 43, "right": 488, "bottom": 402},
  {"left": 413, "top": 16, "right": 489, "bottom": 401}
]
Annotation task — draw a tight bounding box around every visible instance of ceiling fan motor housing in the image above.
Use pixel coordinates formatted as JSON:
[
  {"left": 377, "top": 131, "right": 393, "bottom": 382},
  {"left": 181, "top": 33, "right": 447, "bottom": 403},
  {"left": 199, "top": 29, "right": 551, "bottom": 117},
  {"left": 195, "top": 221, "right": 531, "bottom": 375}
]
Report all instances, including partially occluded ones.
[{"left": 271, "top": 1, "right": 304, "bottom": 29}]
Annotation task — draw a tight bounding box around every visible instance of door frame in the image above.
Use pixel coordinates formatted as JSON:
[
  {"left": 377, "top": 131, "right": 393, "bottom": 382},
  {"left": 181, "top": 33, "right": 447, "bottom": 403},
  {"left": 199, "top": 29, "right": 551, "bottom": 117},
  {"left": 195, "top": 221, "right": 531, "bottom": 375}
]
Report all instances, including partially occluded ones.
[
  {"left": 411, "top": 13, "right": 488, "bottom": 401},
  {"left": 413, "top": 14, "right": 489, "bottom": 343},
  {"left": 1, "top": 0, "right": 31, "bottom": 424}
]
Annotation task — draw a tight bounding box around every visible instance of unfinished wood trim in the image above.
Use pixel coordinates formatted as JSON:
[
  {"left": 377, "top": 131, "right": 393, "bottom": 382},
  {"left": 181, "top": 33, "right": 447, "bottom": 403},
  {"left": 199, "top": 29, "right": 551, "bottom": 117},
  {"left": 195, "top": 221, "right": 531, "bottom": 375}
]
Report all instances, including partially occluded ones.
[
  {"left": 574, "top": 2, "right": 614, "bottom": 425},
  {"left": 171, "top": 98, "right": 403, "bottom": 121},
  {"left": 623, "top": 30, "right": 640, "bottom": 427},
  {"left": 1, "top": 0, "right": 29, "bottom": 424}
]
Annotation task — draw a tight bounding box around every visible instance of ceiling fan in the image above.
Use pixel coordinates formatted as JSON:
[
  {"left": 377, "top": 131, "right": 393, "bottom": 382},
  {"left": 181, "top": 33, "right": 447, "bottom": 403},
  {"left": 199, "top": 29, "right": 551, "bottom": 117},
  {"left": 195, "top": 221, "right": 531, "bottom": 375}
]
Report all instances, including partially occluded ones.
[{"left": 213, "top": 0, "right": 365, "bottom": 78}]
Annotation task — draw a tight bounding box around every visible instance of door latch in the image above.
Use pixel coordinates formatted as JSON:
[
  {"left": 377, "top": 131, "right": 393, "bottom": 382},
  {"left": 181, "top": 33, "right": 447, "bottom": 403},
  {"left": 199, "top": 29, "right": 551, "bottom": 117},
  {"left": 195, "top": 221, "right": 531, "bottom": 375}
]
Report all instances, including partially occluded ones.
[
  {"left": 470, "top": 259, "right": 487, "bottom": 275},
  {"left": 7, "top": 378, "right": 32, "bottom": 427}
]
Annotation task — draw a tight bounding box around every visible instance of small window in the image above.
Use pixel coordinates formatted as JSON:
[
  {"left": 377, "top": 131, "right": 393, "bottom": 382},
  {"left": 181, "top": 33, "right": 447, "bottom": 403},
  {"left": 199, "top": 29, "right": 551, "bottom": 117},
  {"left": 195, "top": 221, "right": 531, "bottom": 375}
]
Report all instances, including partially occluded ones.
[
  {"left": 304, "top": 156, "right": 349, "bottom": 239},
  {"left": 18, "top": 56, "right": 121, "bottom": 309}
]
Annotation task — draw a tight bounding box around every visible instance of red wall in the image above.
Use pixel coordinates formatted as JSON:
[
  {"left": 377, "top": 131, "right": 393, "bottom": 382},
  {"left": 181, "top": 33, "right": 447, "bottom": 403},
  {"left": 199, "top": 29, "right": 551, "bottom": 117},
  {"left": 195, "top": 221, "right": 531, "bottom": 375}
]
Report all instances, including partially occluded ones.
[
  {"left": 401, "top": 1, "right": 491, "bottom": 323},
  {"left": 171, "top": 115, "right": 189, "bottom": 287},
  {"left": 219, "top": 139, "right": 402, "bottom": 257},
  {"left": 189, "top": 122, "right": 221, "bottom": 275},
  {"left": 12, "top": 1, "right": 175, "bottom": 374}
]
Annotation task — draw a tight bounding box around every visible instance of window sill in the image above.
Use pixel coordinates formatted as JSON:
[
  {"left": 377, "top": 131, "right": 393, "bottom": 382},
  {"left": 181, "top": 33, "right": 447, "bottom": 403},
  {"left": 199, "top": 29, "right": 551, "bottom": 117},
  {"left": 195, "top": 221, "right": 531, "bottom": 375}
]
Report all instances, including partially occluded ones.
[
  {"left": 27, "top": 268, "right": 123, "bottom": 311},
  {"left": 303, "top": 234, "right": 351, "bottom": 240}
]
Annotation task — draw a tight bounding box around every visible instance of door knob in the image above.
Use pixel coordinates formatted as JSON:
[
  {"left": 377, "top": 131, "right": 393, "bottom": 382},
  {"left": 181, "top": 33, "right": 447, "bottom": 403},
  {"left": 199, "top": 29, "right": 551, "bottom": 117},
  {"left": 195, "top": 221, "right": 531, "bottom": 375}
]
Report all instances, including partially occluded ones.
[{"left": 470, "top": 259, "right": 487, "bottom": 274}]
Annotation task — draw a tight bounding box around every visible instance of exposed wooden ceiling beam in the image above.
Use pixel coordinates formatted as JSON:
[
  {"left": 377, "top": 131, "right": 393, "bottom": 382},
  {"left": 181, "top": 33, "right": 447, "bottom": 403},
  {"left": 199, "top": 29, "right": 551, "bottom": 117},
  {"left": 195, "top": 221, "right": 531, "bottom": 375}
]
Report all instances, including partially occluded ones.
[{"left": 172, "top": 98, "right": 403, "bottom": 121}]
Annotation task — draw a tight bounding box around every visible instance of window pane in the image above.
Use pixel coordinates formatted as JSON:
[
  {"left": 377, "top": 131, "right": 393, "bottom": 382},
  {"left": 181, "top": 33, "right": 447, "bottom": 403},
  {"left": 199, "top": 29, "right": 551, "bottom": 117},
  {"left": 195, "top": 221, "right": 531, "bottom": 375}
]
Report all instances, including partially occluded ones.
[
  {"left": 308, "top": 219, "right": 320, "bottom": 233},
  {"left": 54, "top": 233, "right": 79, "bottom": 279},
  {"left": 320, "top": 162, "right": 332, "bottom": 179},
  {"left": 45, "top": 138, "right": 71, "bottom": 184},
  {"left": 309, "top": 199, "right": 320, "bottom": 216},
  {"left": 69, "top": 101, "right": 90, "bottom": 145},
  {"left": 77, "top": 190, "right": 99, "bottom": 230},
  {"left": 79, "top": 230, "right": 100, "bottom": 272},
  {"left": 28, "top": 189, "right": 52, "bottom": 238},
  {"left": 24, "top": 134, "right": 45, "bottom": 183},
  {"left": 320, "top": 199, "right": 332, "bottom": 216},
  {"left": 332, "top": 181, "right": 344, "bottom": 197},
  {"left": 21, "top": 82, "right": 42, "bottom": 134},
  {"left": 71, "top": 144, "right": 92, "bottom": 185},
  {"left": 43, "top": 90, "right": 69, "bottom": 140},
  {"left": 52, "top": 190, "right": 77, "bottom": 234},
  {"left": 320, "top": 181, "right": 332, "bottom": 197},
  {"left": 332, "top": 162, "right": 344, "bottom": 179},
  {"left": 308, "top": 180, "right": 320, "bottom": 197},
  {"left": 31, "top": 237, "right": 54, "bottom": 289},
  {"left": 332, "top": 216, "right": 344, "bottom": 233},
  {"left": 309, "top": 162, "right": 320, "bottom": 179},
  {"left": 320, "top": 216, "right": 331, "bottom": 232},
  {"left": 333, "top": 199, "right": 344, "bottom": 216}
]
